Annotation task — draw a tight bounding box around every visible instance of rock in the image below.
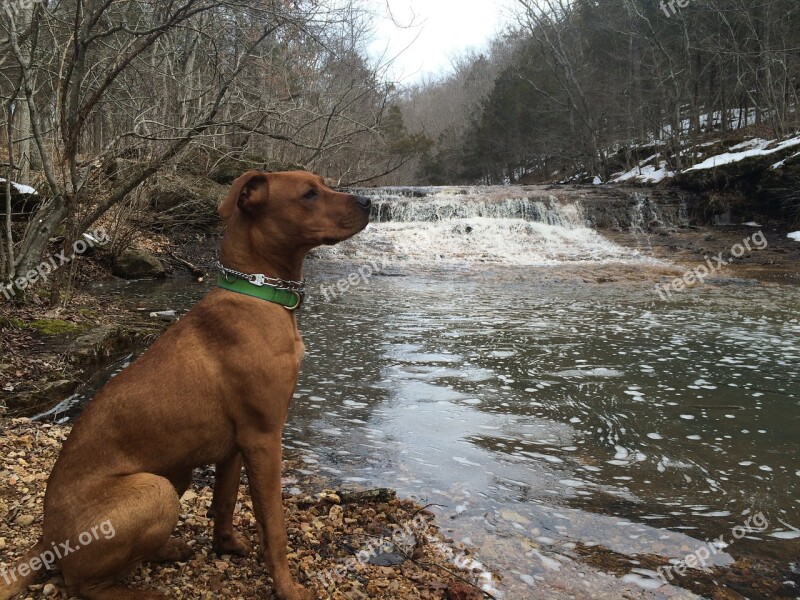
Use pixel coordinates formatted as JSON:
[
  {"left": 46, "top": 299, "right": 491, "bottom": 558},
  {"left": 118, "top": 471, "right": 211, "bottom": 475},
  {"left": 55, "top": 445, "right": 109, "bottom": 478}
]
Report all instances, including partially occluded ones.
[
  {"left": 213, "top": 560, "right": 229, "bottom": 572},
  {"left": 0, "top": 537, "right": 6, "bottom": 550},
  {"left": 368, "top": 552, "right": 406, "bottom": 567},
  {"left": 41, "top": 380, "right": 79, "bottom": 401},
  {"left": 43, "top": 583, "right": 56, "bottom": 596},
  {"left": 149, "top": 310, "right": 178, "bottom": 322},
  {"left": 319, "top": 490, "right": 341, "bottom": 504},
  {"left": 673, "top": 144, "right": 800, "bottom": 222},
  {"left": 328, "top": 504, "right": 344, "bottom": 527},
  {"left": 67, "top": 325, "right": 134, "bottom": 368},
  {"left": 0, "top": 178, "right": 41, "bottom": 218},
  {"left": 14, "top": 514, "right": 35, "bottom": 527},
  {"left": 146, "top": 172, "right": 226, "bottom": 229},
  {"left": 446, "top": 581, "right": 484, "bottom": 600},
  {"left": 112, "top": 249, "right": 166, "bottom": 279},
  {"left": 338, "top": 488, "right": 396, "bottom": 504},
  {"left": 581, "top": 187, "right": 692, "bottom": 231}
]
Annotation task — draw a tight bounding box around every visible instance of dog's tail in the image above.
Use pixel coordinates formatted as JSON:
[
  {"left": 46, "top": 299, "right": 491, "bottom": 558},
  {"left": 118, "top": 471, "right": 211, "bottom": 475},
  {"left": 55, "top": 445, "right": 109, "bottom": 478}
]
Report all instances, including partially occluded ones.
[{"left": 0, "top": 538, "right": 47, "bottom": 600}]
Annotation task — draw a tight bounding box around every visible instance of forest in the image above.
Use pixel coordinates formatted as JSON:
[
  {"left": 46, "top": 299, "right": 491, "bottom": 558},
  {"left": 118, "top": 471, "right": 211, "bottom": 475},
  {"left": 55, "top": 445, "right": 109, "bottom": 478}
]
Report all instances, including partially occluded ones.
[
  {"left": 399, "top": 0, "right": 800, "bottom": 185},
  {"left": 2, "top": 0, "right": 799, "bottom": 285}
]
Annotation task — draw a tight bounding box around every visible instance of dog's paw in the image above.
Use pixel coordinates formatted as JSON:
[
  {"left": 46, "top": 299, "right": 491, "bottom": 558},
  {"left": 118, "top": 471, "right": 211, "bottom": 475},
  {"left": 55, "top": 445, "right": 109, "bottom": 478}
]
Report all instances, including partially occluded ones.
[
  {"left": 150, "top": 538, "right": 194, "bottom": 563},
  {"left": 213, "top": 531, "right": 253, "bottom": 557}
]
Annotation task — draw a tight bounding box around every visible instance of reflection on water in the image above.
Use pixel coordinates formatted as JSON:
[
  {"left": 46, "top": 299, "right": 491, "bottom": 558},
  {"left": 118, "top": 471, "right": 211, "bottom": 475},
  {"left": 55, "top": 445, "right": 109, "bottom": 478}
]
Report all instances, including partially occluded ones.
[{"left": 288, "top": 262, "right": 799, "bottom": 597}]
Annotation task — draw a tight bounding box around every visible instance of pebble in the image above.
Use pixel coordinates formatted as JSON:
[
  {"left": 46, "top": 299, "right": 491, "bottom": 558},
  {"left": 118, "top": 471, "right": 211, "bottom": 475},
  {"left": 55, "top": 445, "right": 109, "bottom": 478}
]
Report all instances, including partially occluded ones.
[
  {"left": 14, "top": 514, "right": 35, "bottom": 527},
  {"left": 0, "top": 537, "right": 6, "bottom": 551},
  {"left": 329, "top": 504, "right": 344, "bottom": 527},
  {"left": 181, "top": 490, "right": 198, "bottom": 502},
  {"left": 213, "top": 560, "right": 228, "bottom": 572},
  {"left": 43, "top": 583, "right": 56, "bottom": 596}
]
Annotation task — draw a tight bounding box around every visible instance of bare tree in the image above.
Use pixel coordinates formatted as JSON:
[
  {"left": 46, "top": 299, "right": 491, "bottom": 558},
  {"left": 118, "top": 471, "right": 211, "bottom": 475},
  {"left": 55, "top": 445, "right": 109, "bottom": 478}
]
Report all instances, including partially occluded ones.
[{"left": 0, "top": 0, "right": 402, "bottom": 293}]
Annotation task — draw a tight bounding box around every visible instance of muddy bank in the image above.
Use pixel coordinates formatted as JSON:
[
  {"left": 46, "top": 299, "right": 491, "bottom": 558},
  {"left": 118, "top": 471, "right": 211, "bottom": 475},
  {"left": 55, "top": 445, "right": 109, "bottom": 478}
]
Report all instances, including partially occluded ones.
[
  {"left": 0, "top": 295, "right": 170, "bottom": 418},
  {"left": 604, "top": 224, "right": 800, "bottom": 286},
  {"left": 0, "top": 419, "right": 498, "bottom": 599}
]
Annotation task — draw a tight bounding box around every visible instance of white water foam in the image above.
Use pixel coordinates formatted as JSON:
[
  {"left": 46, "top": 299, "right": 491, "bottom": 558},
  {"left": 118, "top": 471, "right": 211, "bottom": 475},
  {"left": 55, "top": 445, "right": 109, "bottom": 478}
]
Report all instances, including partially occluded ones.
[{"left": 316, "top": 187, "right": 649, "bottom": 266}]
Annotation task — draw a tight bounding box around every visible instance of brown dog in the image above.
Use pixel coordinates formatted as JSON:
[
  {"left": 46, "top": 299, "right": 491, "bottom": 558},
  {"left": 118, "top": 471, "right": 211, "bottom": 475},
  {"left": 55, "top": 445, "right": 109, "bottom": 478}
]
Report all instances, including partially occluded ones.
[{"left": 0, "top": 171, "right": 371, "bottom": 600}]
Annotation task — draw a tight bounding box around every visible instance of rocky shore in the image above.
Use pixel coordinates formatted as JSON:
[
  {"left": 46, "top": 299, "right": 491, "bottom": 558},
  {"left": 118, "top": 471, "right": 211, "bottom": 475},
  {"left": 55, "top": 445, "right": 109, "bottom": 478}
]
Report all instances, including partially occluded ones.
[{"left": 0, "top": 419, "right": 498, "bottom": 600}]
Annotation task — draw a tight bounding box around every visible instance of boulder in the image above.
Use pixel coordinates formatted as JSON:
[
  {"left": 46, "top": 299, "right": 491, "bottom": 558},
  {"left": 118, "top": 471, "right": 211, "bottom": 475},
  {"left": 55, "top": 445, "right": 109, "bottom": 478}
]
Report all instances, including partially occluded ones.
[
  {"left": 0, "top": 178, "right": 41, "bottom": 220},
  {"left": 149, "top": 172, "right": 226, "bottom": 212},
  {"left": 672, "top": 143, "right": 800, "bottom": 222},
  {"left": 66, "top": 324, "right": 139, "bottom": 368},
  {"left": 112, "top": 249, "right": 166, "bottom": 279}
]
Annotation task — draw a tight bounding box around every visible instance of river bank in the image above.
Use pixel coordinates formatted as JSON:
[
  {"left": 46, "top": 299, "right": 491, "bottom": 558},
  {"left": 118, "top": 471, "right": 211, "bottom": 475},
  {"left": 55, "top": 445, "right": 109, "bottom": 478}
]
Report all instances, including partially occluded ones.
[{"left": 0, "top": 419, "right": 498, "bottom": 599}]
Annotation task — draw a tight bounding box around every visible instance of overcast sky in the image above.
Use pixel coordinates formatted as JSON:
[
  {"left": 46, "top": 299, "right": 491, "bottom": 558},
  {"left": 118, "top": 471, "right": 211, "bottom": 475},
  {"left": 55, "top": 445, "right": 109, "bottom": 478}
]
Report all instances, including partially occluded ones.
[{"left": 368, "top": 0, "right": 516, "bottom": 83}]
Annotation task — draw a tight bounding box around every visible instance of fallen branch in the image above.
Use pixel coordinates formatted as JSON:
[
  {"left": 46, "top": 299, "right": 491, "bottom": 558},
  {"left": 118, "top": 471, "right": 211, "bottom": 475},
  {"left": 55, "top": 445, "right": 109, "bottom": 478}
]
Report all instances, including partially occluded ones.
[{"left": 169, "top": 252, "right": 205, "bottom": 280}]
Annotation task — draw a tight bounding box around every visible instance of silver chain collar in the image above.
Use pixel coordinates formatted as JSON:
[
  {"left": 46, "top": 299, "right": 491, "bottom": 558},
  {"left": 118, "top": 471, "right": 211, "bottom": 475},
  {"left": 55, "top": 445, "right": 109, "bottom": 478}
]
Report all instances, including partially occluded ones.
[{"left": 215, "top": 261, "right": 306, "bottom": 292}]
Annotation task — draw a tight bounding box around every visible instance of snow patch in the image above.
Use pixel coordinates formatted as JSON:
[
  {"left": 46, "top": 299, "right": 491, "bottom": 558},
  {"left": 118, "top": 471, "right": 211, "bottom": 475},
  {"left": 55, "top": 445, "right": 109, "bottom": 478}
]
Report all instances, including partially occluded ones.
[
  {"left": 686, "top": 135, "right": 800, "bottom": 172},
  {"left": 771, "top": 151, "right": 799, "bottom": 170},
  {"left": 729, "top": 138, "right": 772, "bottom": 151},
  {"left": 0, "top": 178, "right": 38, "bottom": 195},
  {"left": 788, "top": 232, "right": 800, "bottom": 242},
  {"left": 611, "top": 162, "right": 675, "bottom": 184}
]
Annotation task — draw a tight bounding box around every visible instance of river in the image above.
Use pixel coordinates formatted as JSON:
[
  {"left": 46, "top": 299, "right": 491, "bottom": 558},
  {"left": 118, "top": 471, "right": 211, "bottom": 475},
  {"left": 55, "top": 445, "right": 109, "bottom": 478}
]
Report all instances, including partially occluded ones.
[{"left": 41, "top": 186, "right": 800, "bottom": 599}]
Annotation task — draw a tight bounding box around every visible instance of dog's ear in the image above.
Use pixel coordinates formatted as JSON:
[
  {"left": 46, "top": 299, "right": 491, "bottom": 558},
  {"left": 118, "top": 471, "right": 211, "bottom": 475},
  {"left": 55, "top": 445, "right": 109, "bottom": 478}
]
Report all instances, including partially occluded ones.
[{"left": 218, "top": 170, "right": 270, "bottom": 219}]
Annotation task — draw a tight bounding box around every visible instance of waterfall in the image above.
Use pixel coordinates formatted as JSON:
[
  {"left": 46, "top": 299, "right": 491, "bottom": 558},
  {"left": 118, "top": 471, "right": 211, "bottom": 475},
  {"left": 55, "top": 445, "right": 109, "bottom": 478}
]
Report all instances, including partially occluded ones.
[
  {"left": 313, "top": 186, "right": 648, "bottom": 266},
  {"left": 368, "top": 187, "right": 585, "bottom": 228}
]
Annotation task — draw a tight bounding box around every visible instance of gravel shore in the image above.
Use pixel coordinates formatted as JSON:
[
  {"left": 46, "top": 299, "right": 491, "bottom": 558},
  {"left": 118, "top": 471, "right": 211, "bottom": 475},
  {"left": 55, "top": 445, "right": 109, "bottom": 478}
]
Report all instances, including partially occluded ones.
[{"left": 0, "top": 419, "right": 497, "bottom": 599}]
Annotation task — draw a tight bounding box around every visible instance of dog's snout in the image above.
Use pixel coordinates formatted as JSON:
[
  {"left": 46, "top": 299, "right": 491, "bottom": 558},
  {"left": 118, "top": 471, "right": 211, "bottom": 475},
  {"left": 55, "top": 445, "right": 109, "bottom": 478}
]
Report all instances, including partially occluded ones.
[{"left": 356, "top": 196, "right": 371, "bottom": 212}]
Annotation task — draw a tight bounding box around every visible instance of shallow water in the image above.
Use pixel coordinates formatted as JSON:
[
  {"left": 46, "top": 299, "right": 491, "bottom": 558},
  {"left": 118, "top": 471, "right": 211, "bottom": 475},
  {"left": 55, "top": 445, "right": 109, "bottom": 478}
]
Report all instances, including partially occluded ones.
[
  {"left": 45, "top": 187, "right": 800, "bottom": 598},
  {"left": 292, "top": 262, "right": 800, "bottom": 597}
]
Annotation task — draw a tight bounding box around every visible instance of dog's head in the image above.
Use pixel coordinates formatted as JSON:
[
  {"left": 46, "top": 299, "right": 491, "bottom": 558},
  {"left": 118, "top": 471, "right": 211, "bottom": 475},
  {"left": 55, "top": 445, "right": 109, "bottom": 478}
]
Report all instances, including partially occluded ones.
[{"left": 218, "top": 170, "right": 371, "bottom": 249}]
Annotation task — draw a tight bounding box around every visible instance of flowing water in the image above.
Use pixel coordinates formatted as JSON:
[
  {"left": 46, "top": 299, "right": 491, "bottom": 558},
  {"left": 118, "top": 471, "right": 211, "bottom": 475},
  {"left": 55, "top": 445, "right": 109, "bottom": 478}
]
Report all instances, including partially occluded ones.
[{"left": 45, "top": 187, "right": 800, "bottom": 598}]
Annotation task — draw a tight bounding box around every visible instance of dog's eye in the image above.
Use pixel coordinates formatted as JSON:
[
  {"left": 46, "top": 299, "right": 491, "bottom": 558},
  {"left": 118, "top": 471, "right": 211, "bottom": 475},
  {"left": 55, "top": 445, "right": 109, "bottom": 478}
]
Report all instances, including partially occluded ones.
[{"left": 303, "top": 189, "right": 317, "bottom": 200}]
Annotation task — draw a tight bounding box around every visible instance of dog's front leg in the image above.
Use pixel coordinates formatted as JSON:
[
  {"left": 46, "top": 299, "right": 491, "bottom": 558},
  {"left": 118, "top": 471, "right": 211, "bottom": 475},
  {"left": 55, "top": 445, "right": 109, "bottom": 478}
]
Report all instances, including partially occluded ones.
[
  {"left": 242, "top": 433, "right": 313, "bottom": 600},
  {"left": 210, "top": 452, "right": 253, "bottom": 557}
]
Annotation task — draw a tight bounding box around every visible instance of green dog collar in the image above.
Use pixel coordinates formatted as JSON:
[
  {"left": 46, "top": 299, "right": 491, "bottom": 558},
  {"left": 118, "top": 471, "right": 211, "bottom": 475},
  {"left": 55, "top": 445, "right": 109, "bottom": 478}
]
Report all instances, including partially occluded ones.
[{"left": 217, "top": 275, "right": 303, "bottom": 310}]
